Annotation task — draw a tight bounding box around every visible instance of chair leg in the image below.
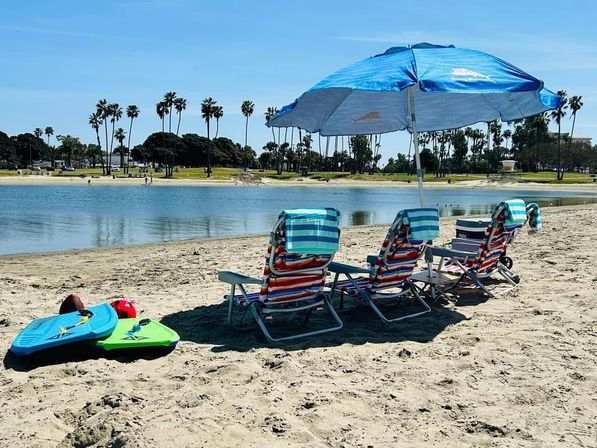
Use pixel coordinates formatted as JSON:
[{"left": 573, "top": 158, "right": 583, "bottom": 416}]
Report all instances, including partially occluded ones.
[
  {"left": 302, "top": 307, "right": 314, "bottom": 327},
  {"left": 467, "top": 270, "right": 495, "bottom": 298},
  {"left": 250, "top": 297, "right": 343, "bottom": 343},
  {"left": 227, "top": 284, "right": 236, "bottom": 325},
  {"left": 358, "top": 284, "right": 431, "bottom": 323}
]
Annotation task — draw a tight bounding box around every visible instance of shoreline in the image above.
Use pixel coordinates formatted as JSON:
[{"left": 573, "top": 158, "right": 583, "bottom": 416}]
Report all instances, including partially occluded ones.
[
  {"left": 1, "top": 174, "right": 597, "bottom": 193},
  {"left": 2, "top": 203, "right": 595, "bottom": 260}
]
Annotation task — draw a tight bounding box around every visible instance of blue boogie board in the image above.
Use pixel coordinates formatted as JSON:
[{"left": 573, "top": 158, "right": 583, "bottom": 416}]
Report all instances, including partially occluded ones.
[{"left": 10, "top": 303, "right": 118, "bottom": 356}]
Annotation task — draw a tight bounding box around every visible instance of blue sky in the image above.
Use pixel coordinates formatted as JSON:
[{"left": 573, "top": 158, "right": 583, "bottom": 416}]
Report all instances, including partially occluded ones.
[{"left": 0, "top": 0, "right": 595, "bottom": 161}]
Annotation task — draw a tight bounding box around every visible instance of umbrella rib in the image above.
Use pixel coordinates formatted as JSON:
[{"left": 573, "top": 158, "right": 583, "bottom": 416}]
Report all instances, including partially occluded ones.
[
  {"left": 318, "top": 89, "right": 355, "bottom": 136},
  {"left": 479, "top": 93, "right": 505, "bottom": 122}
]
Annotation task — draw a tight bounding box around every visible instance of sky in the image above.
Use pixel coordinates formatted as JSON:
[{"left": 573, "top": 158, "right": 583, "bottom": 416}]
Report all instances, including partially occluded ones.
[{"left": 0, "top": 0, "right": 595, "bottom": 163}]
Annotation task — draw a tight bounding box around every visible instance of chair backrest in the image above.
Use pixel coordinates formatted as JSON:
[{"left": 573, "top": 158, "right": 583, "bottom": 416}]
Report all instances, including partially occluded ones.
[
  {"left": 526, "top": 203, "right": 542, "bottom": 233},
  {"left": 470, "top": 201, "right": 526, "bottom": 274},
  {"left": 259, "top": 208, "right": 341, "bottom": 304},
  {"left": 368, "top": 208, "right": 440, "bottom": 290}
]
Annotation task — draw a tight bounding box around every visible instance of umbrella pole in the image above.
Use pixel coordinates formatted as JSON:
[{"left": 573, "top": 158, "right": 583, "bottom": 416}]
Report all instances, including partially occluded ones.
[
  {"left": 486, "top": 122, "right": 491, "bottom": 178},
  {"left": 408, "top": 88, "right": 425, "bottom": 207}
]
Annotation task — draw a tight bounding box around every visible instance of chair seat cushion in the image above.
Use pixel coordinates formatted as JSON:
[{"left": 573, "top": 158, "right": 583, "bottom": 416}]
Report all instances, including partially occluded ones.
[
  {"left": 329, "top": 276, "right": 410, "bottom": 295},
  {"left": 233, "top": 291, "right": 262, "bottom": 306},
  {"left": 233, "top": 290, "right": 323, "bottom": 307},
  {"left": 329, "top": 276, "right": 371, "bottom": 293}
]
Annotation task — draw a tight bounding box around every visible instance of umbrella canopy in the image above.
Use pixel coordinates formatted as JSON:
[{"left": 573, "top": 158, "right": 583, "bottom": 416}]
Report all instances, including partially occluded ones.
[
  {"left": 268, "top": 43, "right": 561, "bottom": 135},
  {"left": 267, "top": 43, "right": 562, "bottom": 205}
]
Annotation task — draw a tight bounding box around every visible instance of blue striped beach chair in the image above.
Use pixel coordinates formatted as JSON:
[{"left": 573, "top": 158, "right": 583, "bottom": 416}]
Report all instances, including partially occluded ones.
[
  {"left": 327, "top": 208, "right": 439, "bottom": 323},
  {"left": 218, "top": 208, "right": 343, "bottom": 342},
  {"left": 431, "top": 200, "right": 528, "bottom": 298}
]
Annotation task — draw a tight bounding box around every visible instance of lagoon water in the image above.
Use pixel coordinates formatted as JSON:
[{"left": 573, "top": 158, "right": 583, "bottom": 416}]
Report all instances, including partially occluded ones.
[{"left": 1, "top": 184, "right": 596, "bottom": 255}]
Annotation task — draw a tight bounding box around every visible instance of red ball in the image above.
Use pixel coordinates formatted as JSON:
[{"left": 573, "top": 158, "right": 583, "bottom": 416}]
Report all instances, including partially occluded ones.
[{"left": 109, "top": 299, "right": 137, "bottom": 319}]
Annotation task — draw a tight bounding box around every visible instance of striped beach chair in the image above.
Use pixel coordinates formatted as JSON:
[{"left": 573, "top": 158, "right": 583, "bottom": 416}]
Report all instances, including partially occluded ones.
[
  {"left": 327, "top": 208, "right": 439, "bottom": 323},
  {"left": 218, "top": 208, "right": 343, "bottom": 342},
  {"left": 432, "top": 200, "right": 527, "bottom": 297}
]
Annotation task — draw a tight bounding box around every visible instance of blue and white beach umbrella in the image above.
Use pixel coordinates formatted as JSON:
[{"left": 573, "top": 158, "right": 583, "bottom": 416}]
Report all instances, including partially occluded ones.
[{"left": 267, "top": 43, "right": 562, "bottom": 206}]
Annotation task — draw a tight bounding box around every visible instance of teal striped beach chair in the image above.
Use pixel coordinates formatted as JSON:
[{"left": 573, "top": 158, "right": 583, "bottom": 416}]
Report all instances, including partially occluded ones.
[
  {"left": 218, "top": 208, "right": 343, "bottom": 342},
  {"left": 431, "top": 200, "right": 528, "bottom": 298},
  {"left": 328, "top": 208, "right": 439, "bottom": 323}
]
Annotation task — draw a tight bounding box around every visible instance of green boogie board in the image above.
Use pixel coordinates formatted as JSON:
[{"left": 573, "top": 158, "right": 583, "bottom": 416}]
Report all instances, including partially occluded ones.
[{"left": 93, "top": 318, "right": 179, "bottom": 351}]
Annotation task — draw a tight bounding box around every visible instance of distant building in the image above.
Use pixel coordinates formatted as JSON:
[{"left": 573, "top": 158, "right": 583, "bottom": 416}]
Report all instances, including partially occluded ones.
[
  {"left": 106, "top": 154, "right": 131, "bottom": 168},
  {"left": 571, "top": 137, "right": 592, "bottom": 145},
  {"left": 548, "top": 132, "right": 592, "bottom": 146}
]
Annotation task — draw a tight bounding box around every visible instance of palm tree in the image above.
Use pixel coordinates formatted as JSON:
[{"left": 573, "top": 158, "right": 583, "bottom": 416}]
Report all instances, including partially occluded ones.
[
  {"left": 564, "top": 95, "right": 583, "bottom": 180},
  {"left": 163, "top": 92, "right": 176, "bottom": 133},
  {"left": 241, "top": 100, "right": 255, "bottom": 170},
  {"left": 201, "top": 97, "right": 217, "bottom": 177},
  {"left": 96, "top": 99, "right": 110, "bottom": 174},
  {"left": 212, "top": 105, "right": 223, "bottom": 138},
  {"left": 201, "top": 97, "right": 217, "bottom": 138},
  {"left": 503, "top": 129, "right": 512, "bottom": 153},
  {"left": 550, "top": 90, "right": 568, "bottom": 180},
  {"left": 156, "top": 102, "right": 167, "bottom": 132},
  {"left": 34, "top": 128, "right": 43, "bottom": 139},
  {"left": 126, "top": 105, "right": 140, "bottom": 172},
  {"left": 107, "top": 103, "right": 123, "bottom": 172},
  {"left": 89, "top": 113, "right": 104, "bottom": 173},
  {"left": 264, "top": 106, "right": 277, "bottom": 143},
  {"left": 489, "top": 121, "right": 502, "bottom": 175},
  {"left": 44, "top": 126, "right": 54, "bottom": 146},
  {"left": 173, "top": 97, "right": 187, "bottom": 136},
  {"left": 114, "top": 127, "right": 126, "bottom": 168}
]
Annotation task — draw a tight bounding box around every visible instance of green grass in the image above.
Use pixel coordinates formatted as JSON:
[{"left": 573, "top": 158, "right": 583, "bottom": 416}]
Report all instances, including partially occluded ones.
[
  {"left": 0, "top": 167, "right": 594, "bottom": 184},
  {"left": 513, "top": 171, "right": 595, "bottom": 184}
]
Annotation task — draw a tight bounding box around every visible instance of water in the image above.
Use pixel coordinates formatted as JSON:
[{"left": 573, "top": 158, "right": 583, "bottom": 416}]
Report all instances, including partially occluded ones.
[{"left": 0, "top": 185, "right": 595, "bottom": 255}]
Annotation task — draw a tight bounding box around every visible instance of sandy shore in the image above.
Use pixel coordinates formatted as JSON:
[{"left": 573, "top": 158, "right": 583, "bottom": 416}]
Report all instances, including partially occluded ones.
[
  {"left": 1, "top": 173, "right": 597, "bottom": 193},
  {"left": 1, "top": 204, "right": 596, "bottom": 447}
]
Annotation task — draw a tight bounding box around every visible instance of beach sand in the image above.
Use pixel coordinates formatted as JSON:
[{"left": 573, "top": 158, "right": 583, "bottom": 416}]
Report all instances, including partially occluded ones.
[
  {"left": 0, "top": 204, "right": 596, "bottom": 447},
  {"left": 1, "top": 173, "right": 597, "bottom": 193}
]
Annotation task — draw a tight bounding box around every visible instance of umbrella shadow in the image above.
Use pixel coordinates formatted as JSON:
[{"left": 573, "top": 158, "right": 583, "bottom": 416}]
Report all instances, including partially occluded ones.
[
  {"left": 160, "top": 298, "right": 470, "bottom": 352},
  {"left": 3, "top": 344, "right": 176, "bottom": 372}
]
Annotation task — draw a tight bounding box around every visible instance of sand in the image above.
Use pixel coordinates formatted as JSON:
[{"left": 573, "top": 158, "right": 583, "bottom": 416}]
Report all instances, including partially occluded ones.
[
  {"left": 0, "top": 204, "right": 596, "bottom": 447},
  {"left": 1, "top": 173, "right": 597, "bottom": 193}
]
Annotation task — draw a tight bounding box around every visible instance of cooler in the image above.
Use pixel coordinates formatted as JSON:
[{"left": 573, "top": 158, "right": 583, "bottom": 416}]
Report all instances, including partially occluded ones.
[{"left": 455, "top": 217, "right": 491, "bottom": 240}]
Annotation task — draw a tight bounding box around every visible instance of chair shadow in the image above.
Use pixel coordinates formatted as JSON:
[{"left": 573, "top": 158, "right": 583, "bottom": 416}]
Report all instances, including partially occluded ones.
[
  {"left": 160, "top": 299, "right": 470, "bottom": 353},
  {"left": 439, "top": 278, "right": 514, "bottom": 307},
  {"left": 3, "top": 344, "right": 176, "bottom": 372}
]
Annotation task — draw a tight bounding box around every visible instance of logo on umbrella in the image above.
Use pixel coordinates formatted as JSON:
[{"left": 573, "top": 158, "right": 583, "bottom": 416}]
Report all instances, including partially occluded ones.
[
  {"left": 354, "top": 111, "right": 381, "bottom": 123},
  {"left": 451, "top": 68, "right": 492, "bottom": 82}
]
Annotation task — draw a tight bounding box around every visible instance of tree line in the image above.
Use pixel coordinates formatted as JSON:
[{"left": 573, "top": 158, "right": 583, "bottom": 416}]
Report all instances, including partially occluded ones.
[{"left": 1, "top": 90, "right": 592, "bottom": 178}]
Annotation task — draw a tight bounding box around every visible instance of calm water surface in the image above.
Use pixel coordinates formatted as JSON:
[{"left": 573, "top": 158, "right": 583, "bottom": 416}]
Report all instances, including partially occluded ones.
[{"left": 1, "top": 185, "right": 595, "bottom": 255}]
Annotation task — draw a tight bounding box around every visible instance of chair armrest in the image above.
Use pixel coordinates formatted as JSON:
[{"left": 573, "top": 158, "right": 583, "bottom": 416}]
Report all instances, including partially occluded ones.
[
  {"left": 366, "top": 255, "right": 378, "bottom": 266},
  {"left": 328, "top": 261, "right": 372, "bottom": 275},
  {"left": 218, "top": 271, "right": 262, "bottom": 285},
  {"left": 430, "top": 247, "right": 476, "bottom": 259}
]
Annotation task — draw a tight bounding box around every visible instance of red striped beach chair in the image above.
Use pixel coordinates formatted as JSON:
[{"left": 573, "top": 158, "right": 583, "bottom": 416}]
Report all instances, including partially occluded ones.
[
  {"left": 218, "top": 208, "right": 343, "bottom": 342},
  {"left": 431, "top": 200, "right": 527, "bottom": 298},
  {"left": 327, "top": 208, "right": 439, "bottom": 323}
]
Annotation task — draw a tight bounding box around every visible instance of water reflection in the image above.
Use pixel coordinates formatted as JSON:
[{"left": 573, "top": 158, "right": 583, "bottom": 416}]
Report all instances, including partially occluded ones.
[
  {"left": 349, "top": 211, "right": 373, "bottom": 226},
  {"left": 0, "top": 185, "right": 595, "bottom": 255}
]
